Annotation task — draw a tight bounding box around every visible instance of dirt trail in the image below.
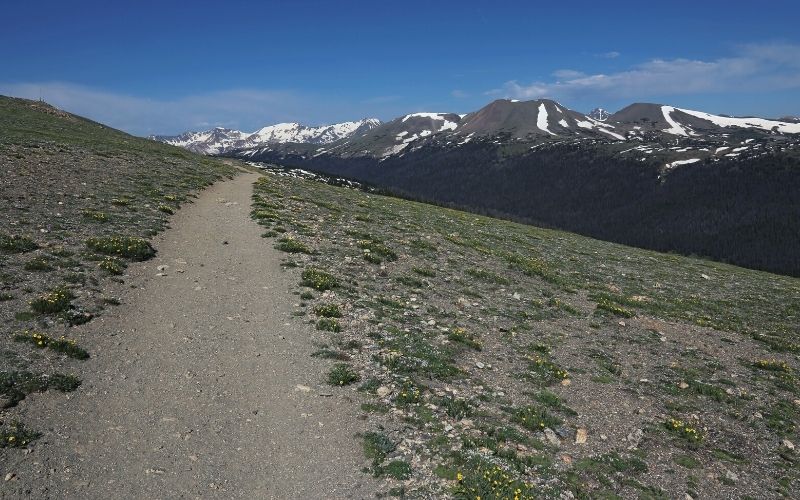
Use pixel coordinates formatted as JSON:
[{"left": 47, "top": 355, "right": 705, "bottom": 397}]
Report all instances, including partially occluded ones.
[{"left": 3, "top": 173, "right": 376, "bottom": 499}]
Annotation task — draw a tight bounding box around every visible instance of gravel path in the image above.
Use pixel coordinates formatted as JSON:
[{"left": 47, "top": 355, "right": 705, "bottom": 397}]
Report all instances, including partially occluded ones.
[{"left": 3, "top": 173, "right": 376, "bottom": 498}]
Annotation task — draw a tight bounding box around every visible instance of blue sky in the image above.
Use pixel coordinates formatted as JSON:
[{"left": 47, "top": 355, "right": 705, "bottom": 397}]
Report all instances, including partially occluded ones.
[{"left": 2, "top": 0, "right": 799, "bottom": 135}]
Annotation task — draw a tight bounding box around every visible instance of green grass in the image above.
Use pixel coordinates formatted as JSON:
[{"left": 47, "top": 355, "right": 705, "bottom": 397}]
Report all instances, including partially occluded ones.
[
  {"left": 0, "top": 233, "right": 37, "bottom": 254},
  {"left": 301, "top": 267, "right": 338, "bottom": 291},
  {"left": 0, "top": 370, "right": 81, "bottom": 407},
  {"left": 327, "top": 363, "right": 359, "bottom": 386},
  {"left": 29, "top": 286, "right": 73, "bottom": 314},
  {"left": 316, "top": 317, "right": 341, "bottom": 332},
  {"left": 0, "top": 421, "right": 40, "bottom": 448},
  {"left": 13, "top": 331, "right": 89, "bottom": 360},
  {"left": 275, "top": 236, "right": 314, "bottom": 254},
  {"left": 86, "top": 235, "right": 156, "bottom": 261},
  {"left": 314, "top": 303, "right": 342, "bottom": 318}
]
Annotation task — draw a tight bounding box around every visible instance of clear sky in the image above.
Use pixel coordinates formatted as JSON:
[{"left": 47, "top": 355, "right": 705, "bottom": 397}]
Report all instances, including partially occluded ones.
[{"left": 2, "top": 0, "right": 799, "bottom": 135}]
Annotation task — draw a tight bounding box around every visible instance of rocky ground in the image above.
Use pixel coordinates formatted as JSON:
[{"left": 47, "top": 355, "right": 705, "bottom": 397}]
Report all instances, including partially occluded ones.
[
  {"left": 1, "top": 96, "right": 799, "bottom": 498},
  {"left": 248, "top": 168, "right": 800, "bottom": 498}
]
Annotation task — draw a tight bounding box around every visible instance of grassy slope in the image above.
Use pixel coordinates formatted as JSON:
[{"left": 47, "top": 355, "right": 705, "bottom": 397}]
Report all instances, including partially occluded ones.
[
  {"left": 0, "top": 96, "right": 237, "bottom": 443},
  {"left": 252, "top": 172, "right": 800, "bottom": 498}
]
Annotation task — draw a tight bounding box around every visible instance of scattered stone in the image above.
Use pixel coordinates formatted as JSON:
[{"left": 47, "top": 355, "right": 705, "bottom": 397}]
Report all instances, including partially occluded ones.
[
  {"left": 544, "top": 428, "right": 561, "bottom": 447},
  {"left": 295, "top": 384, "right": 311, "bottom": 393},
  {"left": 678, "top": 381, "right": 689, "bottom": 389},
  {"left": 575, "top": 428, "right": 588, "bottom": 444},
  {"left": 222, "top": 240, "right": 228, "bottom": 245},
  {"left": 475, "top": 361, "right": 485, "bottom": 369},
  {"left": 319, "top": 392, "right": 333, "bottom": 397},
  {"left": 376, "top": 386, "right": 392, "bottom": 398},
  {"left": 560, "top": 378, "right": 571, "bottom": 386},
  {"left": 157, "top": 265, "right": 169, "bottom": 271},
  {"left": 724, "top": 469, "right": 738, "bottom": 482},
  {"left": 700, "top": 273, "right": 710, "bottom": 280},
  {"left": 512, "top": 292, "right": 521, "bottom": 300},
  {"left": 560, "top": 454, "right": 572, "bottom": 464},
  {"left": 627, "top": 429, "right": 644, "bottom": 448},
  {"left": 618, "top": 320, "right": 626, "bottom": 327},
  {"left": 600, "top": 434, "right": 608, "bottom": 441},
  {"left": 4, "top": 473, "right": 16, "bottom": 482},
  {"left": 782, "top": 439, "right": 795, "bottom": 451}
]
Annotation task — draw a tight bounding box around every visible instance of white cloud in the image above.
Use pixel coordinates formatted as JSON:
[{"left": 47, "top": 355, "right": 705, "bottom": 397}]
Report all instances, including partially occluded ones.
[
  {"left": 0, "top": 82, "right": 348, "bottom": 136},
  {"left": 491, "top": 43, "right": 800, "bottom": 101},
  {"left": 599, "top": 51, "right": 620, "bottom": 59}
]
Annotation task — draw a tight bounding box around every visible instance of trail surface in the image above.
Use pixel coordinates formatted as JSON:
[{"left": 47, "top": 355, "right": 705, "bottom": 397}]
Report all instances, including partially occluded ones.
[{"left": 4, "top": 173, "right": 376, "bottom": 499}]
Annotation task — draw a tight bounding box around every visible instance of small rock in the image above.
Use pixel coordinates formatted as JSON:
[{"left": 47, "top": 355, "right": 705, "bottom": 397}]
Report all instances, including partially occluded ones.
[
  {"left": 782, "top": 439, "right": 795, "bottom": 451},
  {"left": 600, "top": 434, "right": 608, "bottom": 441},
  {"left": 475, "top": 361, "right": 485, "bottom": 369},
  {"left": 700, "top": 273, "right": 710, "bottom": 280},
  {"left": 724, "top": 469, "right": 738, "bottom": 482},
  {"left": 544, "top": 428, "right": 561, "bottom": 447},
  {"left": 376, "top": 386, "right": 392, "bottom": 398},
  {"left": 157, "top": 265, "right": 169, "bottom": 271},
  {"left": 318, "top": 392, "right": 333, "bottom": 397},
  {"left": 512, "top": 292, "right": 521, "bottom": 300},
  {"left": 460, "top": 419, "right": 474, "bottom": 429},
  {"left": 639, "top": 378, "right": 649, "bottom": 383},
  {"left": 222, "top": 240, "right": 228, "bottom": 245},
  {"left": 753, "top": 412, "right": 763, "bottom": 419},
  {"left": 560, "top": 454, "right": 572, "bottom": 464},
  {"left": 295, "top": 385, "right": 311, "bottom": 393},
  {"left": 560, "top": 378, "right": 571, "bottom": 386},
  {"left": 618, "top": 321, "right": 626, "bottom": 327},
  {"left": 4, "top": 473, "right": 15, "bottom": 482},
  {"left": 575, "top": 428, "right": 588, "bottom": 444},
  {"left": 627, "top": 428, "right": 644, "bottom": 448},
  {"left": 678, "top": 381, "right": 689, "bottom": 389}
]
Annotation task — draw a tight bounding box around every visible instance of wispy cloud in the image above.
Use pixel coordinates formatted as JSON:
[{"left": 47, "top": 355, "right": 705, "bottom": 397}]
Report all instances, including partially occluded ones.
[
  {"left": 598, "top": 51, "right": 620, "bottom": 59},
  {"left": 490, "top": 43, "right": 800, "bottom": 101},
  {"left": 451, "top": 89, "right": 469, "bottom": 98},
  {"left": 0, "top": 82, "right": 362, "bottom": 135}
]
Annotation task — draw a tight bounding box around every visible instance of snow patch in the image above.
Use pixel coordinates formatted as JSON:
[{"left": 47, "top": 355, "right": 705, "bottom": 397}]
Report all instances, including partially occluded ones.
[{"left": 537, "top": 103, "right": 556, "bottom": 136}]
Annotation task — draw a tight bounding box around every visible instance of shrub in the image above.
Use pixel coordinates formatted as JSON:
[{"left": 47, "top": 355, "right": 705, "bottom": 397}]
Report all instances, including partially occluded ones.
[
  {"left": 595, "top": 297, "right": 635, "bottom": 318},
  {"left": 314, "top": 303, "right": 342, "bottom": 318},
  {"left": 316, "top": 318, "right": 341, "bottom": 332},
  {"left": 0, "top": 233, "right": 37, "bottom": 254},
  {"left": 510, "top": 405, "right": 562, "bottom": 431},
  {"left": 275, "top": 236, "right": 313, "bottom": 254},
  {"left": 327, "top": 363, "right": 359, "bottom": 386},
  {"left": 29, "top": 287, "right": 73, "bottom": 314},
  {"left": 82, "top": 210, "right": 108, "bottom": 222},
  {"left": 98, "top": 256, "right": 126, "bottom": 275},
  {"left": 301, "top": 267, "right": 338, "bottom": 291},
  {"left": 0, "top": 421, "right": 40, "bottom": 448},
  {"left": 157, "top": 204, "right": 174, "bottom": 214},
  {"left": 24, "top": 257, "right": 53, "bottom": 271},
  {"left": 86, "top": 236, "right": 155, "bottom": 261},
  {"left": 13, "top": 331, "right": 89, "bottom": 360}
]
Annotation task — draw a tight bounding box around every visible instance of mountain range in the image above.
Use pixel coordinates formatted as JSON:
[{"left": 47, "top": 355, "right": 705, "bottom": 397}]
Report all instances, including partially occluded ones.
[
  {"left": 152, "top": 98, "right": 800, "bottom": 277},
  {"left": 154, "top": 98, "right": 800, "bottom": 163}
]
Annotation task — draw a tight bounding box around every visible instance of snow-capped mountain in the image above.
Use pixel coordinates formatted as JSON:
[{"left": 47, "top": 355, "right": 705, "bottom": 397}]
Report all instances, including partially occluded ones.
[
  {"left": 588, "top": 108, "right": 610, "bottom": 121},
  {"left": 151, "top": 118, "right": 381, "bottom": 155},
  {"left": 155, "top": 99, "right": 800, "bottom": 168}
]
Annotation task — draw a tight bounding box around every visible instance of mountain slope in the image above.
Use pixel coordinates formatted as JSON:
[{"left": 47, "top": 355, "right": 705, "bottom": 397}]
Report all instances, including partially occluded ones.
[
  {"left": 246, "top": 168, "right": 800, "bottom": 498},
  {"left": 152, "top": 118, "right": 381, "bottom": 155}
]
